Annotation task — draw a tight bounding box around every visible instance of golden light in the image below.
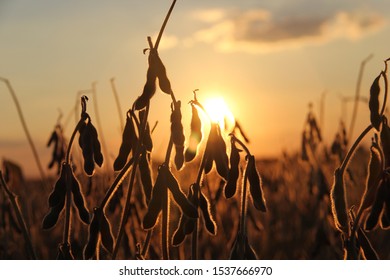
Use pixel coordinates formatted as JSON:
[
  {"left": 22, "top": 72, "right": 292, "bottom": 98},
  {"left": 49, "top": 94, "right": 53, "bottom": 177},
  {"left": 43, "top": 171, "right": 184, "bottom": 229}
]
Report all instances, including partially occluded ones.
[{"left": 203, "top": 96, "right": 235, "bottom": 129}]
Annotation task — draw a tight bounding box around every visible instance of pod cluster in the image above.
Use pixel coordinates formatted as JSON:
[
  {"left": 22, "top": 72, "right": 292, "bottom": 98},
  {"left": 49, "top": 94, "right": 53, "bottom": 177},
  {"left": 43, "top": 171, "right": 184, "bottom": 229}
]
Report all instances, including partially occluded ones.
[
  {"left": 204, "top": 124, "right": 229, "bottom": 181},
  {"left": 134, "top": 49, "right": 173, "bottom": 110},
  {"left": 78, "top": 115, "right": 104, "bottom": 176},
  {"left": 42, "top": 162, "right": 90, "bottom": 229},
  {"left": 172, "top": 183, "right": 216, "bottom": 246},
  {"left": 84, "top": 207, "right": 114, "bottom": 259},
  {"left": 142, "top": 164, "right": 198, "bottom": 230}
]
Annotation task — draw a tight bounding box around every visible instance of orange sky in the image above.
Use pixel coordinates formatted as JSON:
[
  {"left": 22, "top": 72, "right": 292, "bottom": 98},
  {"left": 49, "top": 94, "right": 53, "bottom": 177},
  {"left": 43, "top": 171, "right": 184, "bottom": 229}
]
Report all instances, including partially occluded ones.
[{"left": 1, "top": 0, "right": 390, "bottom": 178}]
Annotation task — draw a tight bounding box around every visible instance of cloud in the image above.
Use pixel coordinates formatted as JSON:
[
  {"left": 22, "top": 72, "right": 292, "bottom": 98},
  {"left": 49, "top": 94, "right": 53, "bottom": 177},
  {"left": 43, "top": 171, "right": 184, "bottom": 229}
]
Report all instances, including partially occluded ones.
[{"left": 188, "top": 8, "right": 386, "bottom": 53}]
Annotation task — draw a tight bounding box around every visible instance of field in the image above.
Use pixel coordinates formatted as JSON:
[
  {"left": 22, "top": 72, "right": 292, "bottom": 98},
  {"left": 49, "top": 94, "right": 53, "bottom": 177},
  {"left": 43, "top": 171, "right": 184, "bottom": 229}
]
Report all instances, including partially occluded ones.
[{"left": 1, "top": 1, "right": 390, "bottom": 260}]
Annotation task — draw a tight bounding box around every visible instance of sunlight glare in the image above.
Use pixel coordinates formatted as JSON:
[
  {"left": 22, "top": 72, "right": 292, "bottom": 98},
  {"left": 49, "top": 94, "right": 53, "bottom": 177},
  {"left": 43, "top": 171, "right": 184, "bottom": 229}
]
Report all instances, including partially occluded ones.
[{"left": 203, "top": 96, "right": 235, "bottom": 129}]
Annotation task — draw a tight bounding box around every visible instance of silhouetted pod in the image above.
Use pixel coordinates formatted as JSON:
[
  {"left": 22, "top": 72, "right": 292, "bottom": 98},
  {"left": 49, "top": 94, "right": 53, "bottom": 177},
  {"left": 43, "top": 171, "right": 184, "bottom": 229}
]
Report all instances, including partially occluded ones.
[
  {"left": 185, "top": 104, "right": 202, "bottom": 162},
  {"left": 170, "top": 101, "right": 185, "bottom": 146},
  {"left": 134, "top": 53, "right": 157, "bottom": 110},
  {"left": 214, "top": 127, "right": 229, "bottom": 181},
  {"left": 89, "top": 121, "right": 103, "bottom": 167},
  {"left": 224, "top": 140, "right": 241, "bottom": 198},
  {"left": 48, "top": 163, "right": 67, "bottom": 207},
  {"left": 71, "top": 172, "right": 90, "bottom": 224},
  {"left": 100, "top": 212, "right": 114, "bottom": 254},
  {"left": 78, "top": 121, "right": 95, "bottom": 176},
  {"left": 142, "top": 168, "right": 165, "bottom": 230},
  {"left": 357, "top": 228, "right": 379, "bottom": 260},
  {"left": 114, "top": 112, "right": 137, "bottom": 171},
  {"left": 172, "top": 185, "right": 196, "bottom": 246},
  {"left": 42, "top": 199, "right": 66, "bottom": 230},
  {"left": 139, "top": 110, "right": 153, "bottom": 152},
  {"left": 165, "top": 165, "right": 197, "bottom": 219},
  {"left": 199, "top": 189, "right": 216, "bottom": 235},
  {"left": 380, "top": 117, "right": 390, "bottom": 167},
  {"left": 361, "top": 144, "right": 382, "bottom": 210},
  {"left": 139, "top": 148, "right": 153, "bottom": 203},
  {"left": 174, "top": 145, "right": 184, "bottom": 171},
  {"left": 247, "top": 155, "right": 266, "bottom": 212},
  {"left": 330, "top": 168, "right": 349, "bottom": 235},
  {"left": 369, "top": 74, "right": 382, "bottom": 131},
  {"left": 364, "top": 179, "right": 387, "bottom": 231},
  {"left": 154, "top": 52, "right": 172, "bottom": 95},
  {"left": 84, "top": 207, "right": 101, "bottom": 260}
]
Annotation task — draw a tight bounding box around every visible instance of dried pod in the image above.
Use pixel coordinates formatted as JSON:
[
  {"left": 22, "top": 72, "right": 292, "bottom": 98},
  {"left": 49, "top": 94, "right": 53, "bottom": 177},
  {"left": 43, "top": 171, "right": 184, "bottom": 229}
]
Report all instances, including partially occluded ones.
[
  {"left": 185, "top": 104, "right": 202, "bottom": 162},
  {"left": 78, "top": 120, "right": 98, "bottom": 176},
  {"left": 165, "top": 165, "right": 197, "bottom": 219},
  {"left": 142, "top": 168, "right": 165, "bottom": 230},
  {"left": 357, "top": 227, "right": 379, "bottom": 260},
  {"left": 42, "top": 200, "right": 65, "bottom": 230},
  {"left": 114, "top": 111, "right": 137, "bottom": 171},
  {"left": 172, "top": 185, "right": 196, "bottom": 246},
  {"left": 365, "top": 179, "right": 387, "bottom": 231},
  {"left": 330, "top": 168, "right": 349, "bottom": 235},
  {"left": 89, "top": 121, "right": 103, "bottom": 167},
  {"left": 174, "top": 144, "right": 184, "bottom": 170},
  {"left": 361, "top": 143, "right": 382, "bottom": 210},
  {"left": 170, "top": 101, "right": 185, "bottom": 147},
  {"left": 204, "top": 124, "right": 228, "bottom": 180},
  {"left": 369, "top": 74, "right": 382, "bottom": 131},
  {"left": 224, "top": 139, "right": 241, "bottom": 198},
  {"left": 199, "top": 189, "right": 216, "bottom": 235},
  {"left": 78, "top": 121, "right": 93, "bottom": 175},
  {"left": 71, "top": 171, "right": 90, "bottom": 224},
  {"left": 84, "top": 207, "right": 101, "bottom": 260},
  {"left": 100, "top": 212, "right": 114, "bottom": 254},
  {"left": 172, "top": 220, "right": 186, "bottom": 246},
  {"left": 139, "top": 110, "right": 153, "bottom": 152},
  {"left": 380, "top": 117, "right": 390, "bottom": 167},
  {"left": 48, "top": 163, "right": 67, "bottom": 207},
  {"left": 246, "top": 155, "right": 266, "bottom": 212},
  {"left": 138, "top": 148, "right": 153, "bottom": 203},
  {"left": 154, "top": 52, "right": 172, "bottom": 95},
  {"left": 134, "top": 54, "right": 157, "bottom": 110}
]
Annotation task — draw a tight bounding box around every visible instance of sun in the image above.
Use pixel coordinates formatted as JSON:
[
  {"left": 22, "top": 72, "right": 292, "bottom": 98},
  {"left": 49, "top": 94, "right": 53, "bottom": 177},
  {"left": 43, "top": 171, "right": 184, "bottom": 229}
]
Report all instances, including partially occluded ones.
[{"left": 203, "top": 96, "right": 235, "bottom": 129}]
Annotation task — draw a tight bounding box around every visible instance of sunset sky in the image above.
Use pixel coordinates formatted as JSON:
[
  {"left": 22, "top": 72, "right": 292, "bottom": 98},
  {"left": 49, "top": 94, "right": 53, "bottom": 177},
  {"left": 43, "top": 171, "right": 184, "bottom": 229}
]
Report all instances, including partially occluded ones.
[{"left": 1, "top": 0, "right": 390, "bottom": 178}]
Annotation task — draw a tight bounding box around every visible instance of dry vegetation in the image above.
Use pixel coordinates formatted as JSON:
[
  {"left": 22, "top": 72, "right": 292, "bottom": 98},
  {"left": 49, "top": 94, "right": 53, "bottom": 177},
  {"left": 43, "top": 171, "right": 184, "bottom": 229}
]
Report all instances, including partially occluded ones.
[{"left": 1, "top": 0, "right": 390, "bottom": 260}]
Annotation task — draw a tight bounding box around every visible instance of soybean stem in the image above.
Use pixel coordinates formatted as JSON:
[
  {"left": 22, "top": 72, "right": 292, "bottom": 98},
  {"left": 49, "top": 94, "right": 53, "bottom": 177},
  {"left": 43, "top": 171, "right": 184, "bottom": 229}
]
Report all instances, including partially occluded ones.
[
  {"left": 0, "top": 171, "right": 37, "bottom": 260},
  {"left": 240, "top": 164, "right": 249, "bottom": 236},
  {"left": 112, "top": 102, "right": 150, "bottom": 259},
  {"left": 155, "top": 0, "right": 177, "bottom": 50},
  {"left": 62, "top": 168, "right": 72, "bottom": 245}
]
